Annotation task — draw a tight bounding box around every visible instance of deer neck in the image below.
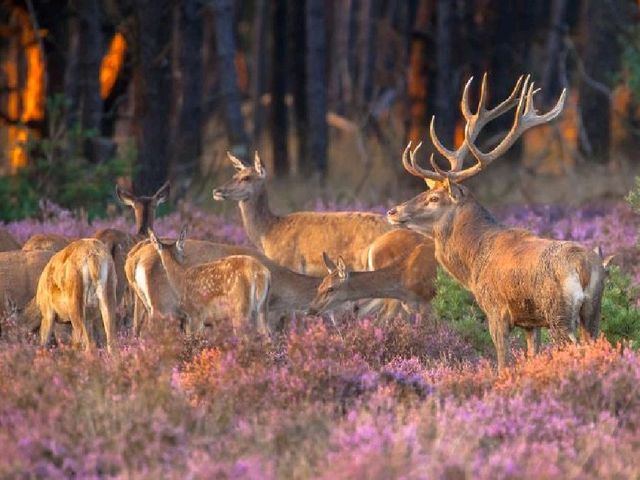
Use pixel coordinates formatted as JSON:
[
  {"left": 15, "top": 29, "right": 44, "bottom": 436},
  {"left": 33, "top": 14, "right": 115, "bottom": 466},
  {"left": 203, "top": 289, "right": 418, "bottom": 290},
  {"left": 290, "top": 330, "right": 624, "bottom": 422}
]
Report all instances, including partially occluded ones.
[
  {"left": 238, "top": 184, "right": 279, "bottom": 250},
  {"left": 432, "top": 200, "right": 501, "bottom": 288},
  {"left": 269, "top": 263, "right": 321, "bottom": 310},
  {"left": 157, "top": 250, "right": 188, "bottom": 302},
  {"left": 345, "top": 265, "right": 406, "bottom": 302}
]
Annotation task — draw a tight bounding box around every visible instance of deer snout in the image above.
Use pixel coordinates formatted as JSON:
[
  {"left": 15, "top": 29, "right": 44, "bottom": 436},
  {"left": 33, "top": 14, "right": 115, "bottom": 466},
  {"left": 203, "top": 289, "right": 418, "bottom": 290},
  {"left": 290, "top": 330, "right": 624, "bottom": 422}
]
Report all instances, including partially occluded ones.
[
  {"left": 387, "top": 207, "right": 406, "bottom": 224},
  {"left": 212, "top": 189, "right": 226, "bottom": 201}
]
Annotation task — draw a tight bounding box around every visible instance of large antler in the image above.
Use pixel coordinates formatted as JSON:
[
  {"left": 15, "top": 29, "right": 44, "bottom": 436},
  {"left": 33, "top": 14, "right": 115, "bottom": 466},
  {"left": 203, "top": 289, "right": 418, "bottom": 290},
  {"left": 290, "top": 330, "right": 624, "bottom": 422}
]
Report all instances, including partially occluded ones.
[
  {"left": 430, "top": 73, "right": 525, "bottom": 172},
  {"left": 401, "top": 74, "right": 566, "bottom": 185}
]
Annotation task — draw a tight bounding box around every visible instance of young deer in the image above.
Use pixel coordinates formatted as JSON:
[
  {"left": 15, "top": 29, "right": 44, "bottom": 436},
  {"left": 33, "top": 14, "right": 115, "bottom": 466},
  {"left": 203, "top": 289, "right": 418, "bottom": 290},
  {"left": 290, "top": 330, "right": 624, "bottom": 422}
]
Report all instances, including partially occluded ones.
[
  {"left": 148, "top": 228, "right": 271, "bottom": 335},
  {"left": 212, "top": 152, "right": 395, "bottom": 275},
  {"left": 38, "top": 239, "right": 117, "bottom": 352},
  {"left": 388, "top": 74, "right": 606, "bottom": 370},
  {"left": 308, "top": 231, "right": 437, "bottom": 316}
]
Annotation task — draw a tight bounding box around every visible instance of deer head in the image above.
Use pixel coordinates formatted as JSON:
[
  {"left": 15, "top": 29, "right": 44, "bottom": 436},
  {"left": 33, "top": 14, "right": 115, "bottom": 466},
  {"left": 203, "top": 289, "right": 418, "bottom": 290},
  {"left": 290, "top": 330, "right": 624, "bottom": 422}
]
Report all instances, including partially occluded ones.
[
  {"left": 148, "top": 225, "right": 188, "bottom": 264},
  {"left": 388, "top": 74, "right": 566, "bottom": 233},
  {"left": 116, "top": 181, "right": 170, "bottom": 236},
  {"left": 212, "top": 151, "right": 267, "bottom": 202},
  {"left": 307, "top": 253, "right": 350, "bottom": 315}
]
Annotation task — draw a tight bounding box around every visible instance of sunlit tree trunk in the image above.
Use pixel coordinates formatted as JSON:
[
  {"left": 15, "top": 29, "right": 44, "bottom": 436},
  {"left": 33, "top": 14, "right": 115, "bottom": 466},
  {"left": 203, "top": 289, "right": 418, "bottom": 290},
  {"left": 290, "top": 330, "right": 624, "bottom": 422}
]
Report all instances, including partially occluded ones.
[
  {"left": 407, "top": 0, "right": 432, "bottom": 145},
  {"left": 211, "top": 0, "right": 249, "bottom": 155},
  {"left": 305, "top": 0, "right": 328, "bottom": 176},
  {"left": 271, "top": 0, "right": 288, "bottom": 176},
  {"left": 132, "top": 0, "right": 172, "bottom": 195}
]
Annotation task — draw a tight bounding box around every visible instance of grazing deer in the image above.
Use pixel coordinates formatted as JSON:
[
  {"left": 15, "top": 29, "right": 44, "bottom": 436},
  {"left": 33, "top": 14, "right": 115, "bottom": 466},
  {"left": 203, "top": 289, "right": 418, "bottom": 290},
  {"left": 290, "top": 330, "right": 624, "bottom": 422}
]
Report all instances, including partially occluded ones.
[
  {"left": 148, "top": 227, "right": 271, "bottom": 335},
  {"left": 388, "top": 74, "right": 607, "bottom": 370},
  {"left": 22, "top": 233, "right": 70, "bottom": 252},
  {"left": 308, "top": 230, "right": 437, "bottom": 316},
  {"left": 38, "top": 239, "right": 117, "bottom": 352},
  {"left": 0, "top": 228, "right": 21, "bottom": 251},
  {"left": 212, "top": 152, "right": 395, "bottom": 275},
  {"left": 0, "top": 250, "right": 56, "bottom": 311}
]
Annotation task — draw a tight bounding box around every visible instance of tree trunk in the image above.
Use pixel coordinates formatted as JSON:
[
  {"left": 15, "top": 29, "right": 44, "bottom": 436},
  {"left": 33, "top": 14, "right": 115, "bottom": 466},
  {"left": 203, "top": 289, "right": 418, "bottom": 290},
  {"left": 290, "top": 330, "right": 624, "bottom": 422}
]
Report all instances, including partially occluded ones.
[
  {"left": 77, "top": 0, "right": 103, "bottom": 134},
  {"left": 271, "top": 0, "right": 288, "bottom": 176},
  {"left": 289, "top": 0, "right": 307, "bottom": 167},
  {"left": 357, "top": 0, "right": 380, "bottom": 109},
  {"left": 252, "top": 0, "right": 268, "bottom": 145},
  {"left": 541, "top": 0, "right": 569, "bottom": 106},
  {"left": 304, "top": 0, "right": 328, "bottom": 176},
  {"left": 132, "top": 0, "right": 172, "bottom": 195},
  {"left": 406, "top": 0, "right": 433, "bottom": 145},
  {"left": 434, "top": 0, "right": 454, "bottom": 149},
  {"left": 211, "top": 0, "right": 248, "bottom": 156},
  {"left": 579, "top": 0, "right": 630, "bottom": 163},
  {"left": 173, "top": 0, "right": 203, "bottom": 180}
]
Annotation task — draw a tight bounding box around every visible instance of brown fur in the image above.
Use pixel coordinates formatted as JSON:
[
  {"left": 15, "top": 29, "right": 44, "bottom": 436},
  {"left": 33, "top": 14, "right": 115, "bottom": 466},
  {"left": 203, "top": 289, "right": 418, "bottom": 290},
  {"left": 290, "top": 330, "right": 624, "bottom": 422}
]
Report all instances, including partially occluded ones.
[
  {"left": 149, "top": 229, "right": 271, "bottom": 335},
  {"left": 22, "top": 234, "right": 71, "bottom": 252},
  {"left": 0, "top": 249, "right": 56, "bottom": 310},
  {"left": 212, "top": 153, "right": 394, "bottom": 275},
  {"left": 310, "top": 230, "right": 437, "bottom": 316},
  {"left": 0, "top": 228, "right": 21, "bottom": 251},
  {"left": 390, "top": 184, "right": 606, "bottom": 370},
  {"left": 125, "top": 238, "right": 321, "bottom": 334},
  {"left": 38, "top": 239, "right": 117, "bottom": 352}
]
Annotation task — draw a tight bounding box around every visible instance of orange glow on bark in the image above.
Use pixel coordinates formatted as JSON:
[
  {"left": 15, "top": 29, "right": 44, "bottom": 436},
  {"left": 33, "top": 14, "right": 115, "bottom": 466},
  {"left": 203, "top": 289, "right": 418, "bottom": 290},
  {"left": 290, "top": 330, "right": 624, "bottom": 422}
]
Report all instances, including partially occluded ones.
[{"left": 100, "top": 32, "right": 127, "bottom": 99}]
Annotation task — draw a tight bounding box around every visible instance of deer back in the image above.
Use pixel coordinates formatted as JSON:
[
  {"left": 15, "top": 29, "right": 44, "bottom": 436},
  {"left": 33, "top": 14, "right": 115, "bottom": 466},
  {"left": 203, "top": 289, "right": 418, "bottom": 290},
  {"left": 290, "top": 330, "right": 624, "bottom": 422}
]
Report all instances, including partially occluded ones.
[
  {"left": 0, "top": 249, "right": 55, "bottom": 309},
  {"left": 0, "top": 228, "right": 21, "bottom": 251},
  {"left": 22, "top": 233, "right": 71, "bottom": 253}
]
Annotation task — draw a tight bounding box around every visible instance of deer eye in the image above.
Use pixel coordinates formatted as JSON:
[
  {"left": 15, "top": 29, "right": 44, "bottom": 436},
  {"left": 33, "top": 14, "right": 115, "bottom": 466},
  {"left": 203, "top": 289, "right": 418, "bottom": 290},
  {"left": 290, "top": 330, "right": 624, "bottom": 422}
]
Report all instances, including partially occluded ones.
[
  {"left": 326, "top": 287, "right": 334, "bottom": 293},
  {"left": 241, "top": 177, "right": 250, "bottom": 182},
  {"left": 429, "top": 196, "right": 439, "bottom": 203}
]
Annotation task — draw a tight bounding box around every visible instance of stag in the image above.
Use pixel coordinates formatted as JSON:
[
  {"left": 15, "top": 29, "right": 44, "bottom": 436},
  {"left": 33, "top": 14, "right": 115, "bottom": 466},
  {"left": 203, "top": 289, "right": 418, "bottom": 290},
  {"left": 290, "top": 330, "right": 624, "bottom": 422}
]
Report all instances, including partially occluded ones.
[{"left": 388, "top": 74, "right": 607, "bottom": 370}]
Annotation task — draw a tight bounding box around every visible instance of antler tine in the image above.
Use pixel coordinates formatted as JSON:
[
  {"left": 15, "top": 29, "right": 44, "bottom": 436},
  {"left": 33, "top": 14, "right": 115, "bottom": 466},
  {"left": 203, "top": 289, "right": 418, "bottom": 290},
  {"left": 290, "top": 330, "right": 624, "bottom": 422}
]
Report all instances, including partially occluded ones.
[
  {"left": 401, "top": 141, "right": 443, "bottom": 183},
  {"left": 430, "top": 116, "right": 466, "bottom": 171},
  {"left": 476, "top": 72, "right": 489, "bottom": 114},
  {"left": 457, "top": 79, "right": 567, "bottom": 182},
  {"left": 460, "top": 76, "right": 474, "bottom": 120}
]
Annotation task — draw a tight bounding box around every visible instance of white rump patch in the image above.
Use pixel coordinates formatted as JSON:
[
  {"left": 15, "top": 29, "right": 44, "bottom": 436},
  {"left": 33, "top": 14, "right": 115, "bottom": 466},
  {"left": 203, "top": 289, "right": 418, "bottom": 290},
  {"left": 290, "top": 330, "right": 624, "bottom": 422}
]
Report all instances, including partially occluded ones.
[
  {"left": 135, "top": 264, "right": 153, "bottom": 312},
  {"left": 564, "top": 273, "right": 585, "bottom": 307}
]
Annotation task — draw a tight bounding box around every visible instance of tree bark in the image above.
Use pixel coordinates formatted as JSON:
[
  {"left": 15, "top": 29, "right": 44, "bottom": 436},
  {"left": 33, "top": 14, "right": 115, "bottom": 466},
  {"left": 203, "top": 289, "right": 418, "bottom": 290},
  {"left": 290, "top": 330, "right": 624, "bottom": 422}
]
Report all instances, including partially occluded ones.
[
  {"left": 289, "top": 0, "right": 307, "bottom": 167},
  {"left": 541, "top": 0, "right": 569, "bottom": 106},
  {"left": 251, "top": 0, "right": 268, "bottom": 145},
  {"left": 77, "top": 0, "right": 103, "bottom": 134},
  {"left": 271, "top": 0, "right": 289, "bottom": 176},
  {"left": 434, "top": 0, "right": 455, "bottom": 149},
  {"left": 304, "top": 0, "right": 328, "bottom": 176},
  {"left": 132, "top": 0, "right": 172, "bottom": 195},
  {"left": 579, "top": 0, "right": 630, "bottom": 163},
  {"left": 211, "top": 0, "right": 248, "bottom": 155},
  {"left": 173, "top": 0, "right": 203, "bottom": 179},
  {"left": 406, "top": 0, "right": 433, "bottom": 145},
  {"left": 357, "top": 0, "right": 380, "bottom": 109}
]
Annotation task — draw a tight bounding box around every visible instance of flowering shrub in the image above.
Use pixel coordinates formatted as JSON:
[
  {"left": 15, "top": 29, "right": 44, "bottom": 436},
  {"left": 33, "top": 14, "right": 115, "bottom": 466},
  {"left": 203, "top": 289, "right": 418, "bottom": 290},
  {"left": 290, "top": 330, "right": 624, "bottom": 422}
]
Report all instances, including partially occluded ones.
[{"left": 0, "top": 200, "right": 639, "bottom": 478}]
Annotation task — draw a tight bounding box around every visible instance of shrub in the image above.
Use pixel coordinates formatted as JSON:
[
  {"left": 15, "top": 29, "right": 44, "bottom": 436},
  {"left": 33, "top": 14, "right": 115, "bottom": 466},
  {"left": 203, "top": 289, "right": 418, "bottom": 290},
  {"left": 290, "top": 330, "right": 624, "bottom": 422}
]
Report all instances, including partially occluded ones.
[
  {"left": 431, "top": 268, "right": 493, "bottom": 353},
  {"left": 600, "top": 266, "right": 640, "bottom": 347}
]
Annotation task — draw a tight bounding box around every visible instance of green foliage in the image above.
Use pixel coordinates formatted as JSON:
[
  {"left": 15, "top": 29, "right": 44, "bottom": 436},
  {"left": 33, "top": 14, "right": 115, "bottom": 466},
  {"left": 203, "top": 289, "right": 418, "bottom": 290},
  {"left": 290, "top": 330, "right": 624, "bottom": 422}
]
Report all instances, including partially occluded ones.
[
  {"left": 432, "top": 268, "right": 493, "bottom": 353},
  {"left": 600, "top": 266, "right": 640, "bottom": 348},
  {"left": 626, "top": 176, "right": 640, "bottom": 215},
  {"left": 0, "top": 95, "right": 133, "bottom": 221}
]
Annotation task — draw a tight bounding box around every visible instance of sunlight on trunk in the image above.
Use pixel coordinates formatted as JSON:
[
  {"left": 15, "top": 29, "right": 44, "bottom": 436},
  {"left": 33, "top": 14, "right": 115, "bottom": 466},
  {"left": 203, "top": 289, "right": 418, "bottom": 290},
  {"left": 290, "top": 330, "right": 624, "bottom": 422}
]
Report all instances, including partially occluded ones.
[{"left": 100, "top": 32, "right": 127, "bottom": 99}]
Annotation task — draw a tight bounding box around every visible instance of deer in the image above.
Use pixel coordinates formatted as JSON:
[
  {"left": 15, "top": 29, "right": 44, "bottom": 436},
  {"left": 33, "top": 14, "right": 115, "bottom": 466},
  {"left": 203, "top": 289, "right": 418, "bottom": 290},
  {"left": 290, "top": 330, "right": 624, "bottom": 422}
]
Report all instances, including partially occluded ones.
[
  {"left": 387, "top": 74, "right": 607, "bottom": 370},
  {"left": 0, "top": 249, "right": 57, "bottom": 313},
  {"left": 22, "top": 233, "right": 70, "bottom": 252},
  {"left": 0, "top": 228, "right": 21, "bottom": 251},
  {"left": 148, "top": 227, "right": 271, "bottom": 336},
  {"left": 38, "top": 239, "right": 117, "bottom": 352},
  {"left": 212, "top": 152, "right": 396, "bottom": 276},
  {"left": 308, "top": 230, "right": 437, "bottom": 317}
]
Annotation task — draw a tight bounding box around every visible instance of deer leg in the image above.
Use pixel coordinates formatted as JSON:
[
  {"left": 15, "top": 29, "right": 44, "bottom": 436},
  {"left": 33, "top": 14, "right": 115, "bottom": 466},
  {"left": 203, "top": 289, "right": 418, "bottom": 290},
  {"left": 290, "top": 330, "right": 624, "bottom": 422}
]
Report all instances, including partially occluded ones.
[
  {"left": 39, "top": 306, "right": 55, "bottom": 348},
  {"left": 96, "top": 283, "right": 116, "bottom": 353},
  {"left": 524, "top": 328, "right": 539, "bottom": 358},
  {"left": 488, "top": 313, "right": 510, "bottom": 371}
]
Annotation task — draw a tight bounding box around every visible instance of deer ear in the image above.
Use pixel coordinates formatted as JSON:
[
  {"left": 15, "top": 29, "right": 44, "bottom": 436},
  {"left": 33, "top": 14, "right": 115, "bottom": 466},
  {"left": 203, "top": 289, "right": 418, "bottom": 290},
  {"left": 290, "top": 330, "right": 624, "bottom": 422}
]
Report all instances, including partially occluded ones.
[
  {"left": 116, "top": 184, "right": 135, "bottom": 207},
  {"left": 148, "top": 229, "right": 162, "bottom": 250},
  {"left": 322, "top": 252, "right": 337, "bottom": 273},
  {"left": 227, "top": 152, "right": 246, "bottom": 170},
  {"left": 254, "top": 151, "right": 266, "bottom": 178},
  {"left": 602, "top": 254, "right": 615, "bottom": 269},
  {"left": 445, "top": 178, "right": 464, "bottom": 203},
  {"left": 336, "top": 256, "right": 348, "bottom": 279},
  {"left": 177, "top": 225, "right": 188, "bottom": 252},
  {"left": 153, "top": 181, "right": 170, "bottom": 205}
]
